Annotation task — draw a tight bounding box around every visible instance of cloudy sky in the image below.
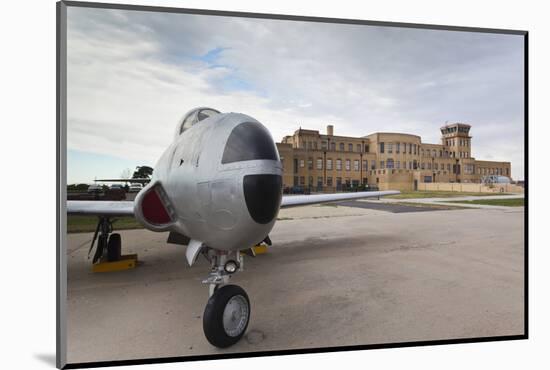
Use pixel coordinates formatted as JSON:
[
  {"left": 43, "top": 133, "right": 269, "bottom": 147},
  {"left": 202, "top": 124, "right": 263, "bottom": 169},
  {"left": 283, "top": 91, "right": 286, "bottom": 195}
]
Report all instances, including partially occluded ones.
[{"left": 66, "top": 7, "right": 525, "bottom": 184}]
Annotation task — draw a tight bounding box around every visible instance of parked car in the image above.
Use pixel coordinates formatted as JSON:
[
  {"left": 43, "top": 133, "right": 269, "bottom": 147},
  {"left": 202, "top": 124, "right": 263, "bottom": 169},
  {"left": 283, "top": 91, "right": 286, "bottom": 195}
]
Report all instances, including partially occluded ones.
[
  {"left": 110, "top": 184, "right": 124, "bottom": 190},
  {"left": 290, "top": 186, "right": 305, "bottom": 194},
  {"left": 87, "top": 184, "right": 103, "bottom": 194},
  {"left": 128, "top": 183, "right": 143, "bottom": 193}
]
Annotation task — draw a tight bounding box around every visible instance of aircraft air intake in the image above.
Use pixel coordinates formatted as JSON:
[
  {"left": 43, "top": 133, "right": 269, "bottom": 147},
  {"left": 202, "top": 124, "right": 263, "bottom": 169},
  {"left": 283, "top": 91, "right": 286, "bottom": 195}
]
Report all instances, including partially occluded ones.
[{"left": 140, "top": 184, "right": 174, "bottom": 225}]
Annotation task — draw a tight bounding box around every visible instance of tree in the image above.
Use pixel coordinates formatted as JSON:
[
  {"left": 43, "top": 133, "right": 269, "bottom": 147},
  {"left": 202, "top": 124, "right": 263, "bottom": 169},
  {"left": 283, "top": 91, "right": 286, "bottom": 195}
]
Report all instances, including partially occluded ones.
[
  {"left": 120, "top": 168, "right": 132, "bottom": 179},
  {"left": 132, "top": 166, "right": 153, "bottom": 179}
]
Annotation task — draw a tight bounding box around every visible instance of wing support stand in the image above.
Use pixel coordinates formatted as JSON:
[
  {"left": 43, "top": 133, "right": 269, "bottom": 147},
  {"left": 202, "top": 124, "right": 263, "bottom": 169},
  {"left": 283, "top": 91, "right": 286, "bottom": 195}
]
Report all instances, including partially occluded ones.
[{"left": 88, "top": 216, "right": 138, "bottom": 272}]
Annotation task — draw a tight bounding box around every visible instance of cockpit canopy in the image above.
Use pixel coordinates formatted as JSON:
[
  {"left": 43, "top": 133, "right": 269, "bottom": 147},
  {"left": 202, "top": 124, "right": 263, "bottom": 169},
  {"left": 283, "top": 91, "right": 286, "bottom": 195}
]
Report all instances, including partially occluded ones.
[{"left": 175, "top": 107, "right": 221, "bottom": 137}]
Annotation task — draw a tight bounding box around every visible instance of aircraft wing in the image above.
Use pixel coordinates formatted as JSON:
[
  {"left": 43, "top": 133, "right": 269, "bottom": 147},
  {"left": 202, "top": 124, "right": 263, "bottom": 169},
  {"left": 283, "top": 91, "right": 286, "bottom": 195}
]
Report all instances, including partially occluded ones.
[
  {"left": 280, "top": 190, "right": 400, "bottom": 208},
  {"left": 93, "top": 178, "right": 151, "bottom": 183},
  {"left": 66, "top": 190, "right": 400, "bottom": 215},
  {"left": 66, "top": 200, "right": 135, "bottom": 217}
]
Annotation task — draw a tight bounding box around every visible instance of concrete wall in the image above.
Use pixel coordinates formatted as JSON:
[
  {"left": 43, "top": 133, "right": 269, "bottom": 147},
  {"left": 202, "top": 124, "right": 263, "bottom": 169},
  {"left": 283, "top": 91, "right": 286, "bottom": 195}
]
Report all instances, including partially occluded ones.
[{"left": 418, "top": 182, "right": 524, "bottom": 194}]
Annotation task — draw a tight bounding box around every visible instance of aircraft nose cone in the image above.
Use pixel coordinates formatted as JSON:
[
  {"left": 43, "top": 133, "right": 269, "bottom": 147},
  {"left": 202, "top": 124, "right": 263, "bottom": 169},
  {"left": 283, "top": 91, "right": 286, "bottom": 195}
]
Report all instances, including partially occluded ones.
[{"left": 243, "top": 174, "right": 282, "bottom": 224}]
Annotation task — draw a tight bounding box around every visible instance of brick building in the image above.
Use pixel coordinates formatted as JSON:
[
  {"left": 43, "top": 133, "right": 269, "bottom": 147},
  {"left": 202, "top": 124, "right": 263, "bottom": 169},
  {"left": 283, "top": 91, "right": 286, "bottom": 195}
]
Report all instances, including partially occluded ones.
[{"left": 276, "top": 123, "right": 511, "bottom": 192}]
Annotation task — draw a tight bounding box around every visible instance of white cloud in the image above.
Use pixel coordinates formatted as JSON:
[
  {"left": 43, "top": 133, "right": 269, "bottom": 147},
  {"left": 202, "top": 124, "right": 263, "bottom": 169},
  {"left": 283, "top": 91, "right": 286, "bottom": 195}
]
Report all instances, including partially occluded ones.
[{"left": 66, "top": 7, "right": 525, "bottom": 180}]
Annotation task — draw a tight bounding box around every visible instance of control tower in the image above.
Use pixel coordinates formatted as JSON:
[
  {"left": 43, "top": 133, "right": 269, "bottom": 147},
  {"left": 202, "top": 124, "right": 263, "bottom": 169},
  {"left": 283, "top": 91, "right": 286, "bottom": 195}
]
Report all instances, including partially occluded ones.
[{"left": 440, "top": 122, "right": 472, "bottom": 159}]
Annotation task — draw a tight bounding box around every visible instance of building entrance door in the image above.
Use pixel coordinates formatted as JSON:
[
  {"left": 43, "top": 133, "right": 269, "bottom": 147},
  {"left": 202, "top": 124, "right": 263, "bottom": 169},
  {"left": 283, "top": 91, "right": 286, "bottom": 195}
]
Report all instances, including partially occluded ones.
[{"left": 414, "top": 179, "right": 418, "bottom": 191}]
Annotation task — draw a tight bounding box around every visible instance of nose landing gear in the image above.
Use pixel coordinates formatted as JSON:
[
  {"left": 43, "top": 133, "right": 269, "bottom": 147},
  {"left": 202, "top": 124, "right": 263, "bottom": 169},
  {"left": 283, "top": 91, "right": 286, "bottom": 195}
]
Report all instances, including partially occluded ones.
[{"left": 201, "top": 249, "right": 251, "bottom": 348}]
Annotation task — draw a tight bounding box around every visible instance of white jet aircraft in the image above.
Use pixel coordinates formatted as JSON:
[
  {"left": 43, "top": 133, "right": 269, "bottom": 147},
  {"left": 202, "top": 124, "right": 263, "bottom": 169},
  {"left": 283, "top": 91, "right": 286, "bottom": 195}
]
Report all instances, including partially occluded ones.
[{"left": 67, "top": 107, "right": 399, "bottom": 348}]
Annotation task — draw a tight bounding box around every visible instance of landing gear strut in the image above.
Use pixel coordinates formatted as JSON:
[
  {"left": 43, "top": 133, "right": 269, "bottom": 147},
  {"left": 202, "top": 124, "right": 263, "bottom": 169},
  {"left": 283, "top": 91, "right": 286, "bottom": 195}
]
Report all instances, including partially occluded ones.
[
  {"left": 88, "top": 216, "right": 121, "bottom": 263},
  {"left": 201, "top": 249, "right": 250, "bottom": 348}
]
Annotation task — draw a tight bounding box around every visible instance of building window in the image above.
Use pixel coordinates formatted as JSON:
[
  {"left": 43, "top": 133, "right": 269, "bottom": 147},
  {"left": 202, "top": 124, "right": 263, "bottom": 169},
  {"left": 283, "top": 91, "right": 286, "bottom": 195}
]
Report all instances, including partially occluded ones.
[
  {"left": 327, "top": 159, "right": 333, "bottom": 170},
  {"left": 316, "top": 158, "right": 323, "bottom": 170},
  {"left": 345, "top": 159, "right": 351, "bottom": 171},
  {"left": 339, "top": 143, "right": 345, "bottom": 151},
  {"left": 396, "top": 142, "right": 400, "bottom": 153},
  {"left": 308, "top": 158, "right": 313, "bottom": 170},
  {"left": 387, "top": 159, "right": 394, "bottom": 169},
  {"left": 380, "top": 142, "right": 385, "bottom": 153},
  {"left": 321, "top": 141, "right": 327, "bottom": 150},
  {"left": 363, "top": 160, "right": 368, "bottom": 170},
  {"left": 427, "top": 162, "right": 431, "bottom": 170},
  {"left": 380, "top": 160, "right": 385, "bottom": 168},
  {"left": 388, "top": 143, "right": 393, "bottom": 153},
  {"left": 365, "top": 144, "right": 370, "bottom": 152},
  {"left": 447, "top": 164, "right": 451, "bottom": 171},
  {"left": 336, "top": 177, "right": 342, "bottom": 189},
  {"left": 421, "top": 162, "right": 425, "bottom": 170},
  {"left": 354, "top": 160, "right": 359, "bottom": 171},
  {"left": 300, "top": 159, "right": 304, "bottom": 168},
  {"left": 434, "top": 163, "right": 438, "bottom": 170},
  {"left": 317, "top": 177, "right": 323, "bottom": 187},
  {"left": 409, "top": 143, "right": 412, "bottom": 154},
  {"left": 330, "top": 142, "right": 336, "bottom": 151},
  {"left": 348, "top": 143, "right": 353, "bottom": 152},
  {"left": 308, "top": 176, "right": 314, "bottom": 186},
  {"left": 336, "top": 159, "right": 342, "bottom": 171},
  {"left": 299, "top": 176, "right": 305, "bottom": 185},
  {"left": 396, "top": 160, "right": 400, "bottom": 169},
  {"left": 327, "top": 177, "right": 333, "bottom": 187},
  {"left": 421, "top": 148, "right": 424, "bottom": 156},
  {"left": 357, "top": 144, "right": 362, "bottom": 152}
]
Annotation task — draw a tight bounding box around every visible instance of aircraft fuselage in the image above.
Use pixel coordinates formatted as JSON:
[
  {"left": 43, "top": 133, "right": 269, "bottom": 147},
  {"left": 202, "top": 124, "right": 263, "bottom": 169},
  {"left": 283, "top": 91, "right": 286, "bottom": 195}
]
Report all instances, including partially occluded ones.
[{"left": 133, "top": 112, "right": 283, "bottom": 252}]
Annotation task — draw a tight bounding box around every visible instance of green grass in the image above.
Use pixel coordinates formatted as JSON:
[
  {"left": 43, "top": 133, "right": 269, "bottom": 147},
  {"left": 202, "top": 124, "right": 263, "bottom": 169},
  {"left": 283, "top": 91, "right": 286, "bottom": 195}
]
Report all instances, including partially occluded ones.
[
  {"left": 448, "top": 198, "right": 524, "bottom": 207},
  {"left": 67, "top": 215, "right": 143, "bottom": 233},
  {"left": 276, "top": 217, "right": 294, "bottom": 221},
  {"left": 385, "top": 191, "right": 511, "bottom": 199},
  {"left": 392, "top": 201, "right": 467, "bottom": 210}
]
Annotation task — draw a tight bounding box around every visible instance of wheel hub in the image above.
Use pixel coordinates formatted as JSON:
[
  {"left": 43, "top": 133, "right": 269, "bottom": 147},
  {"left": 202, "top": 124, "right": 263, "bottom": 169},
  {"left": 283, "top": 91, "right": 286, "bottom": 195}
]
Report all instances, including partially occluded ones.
[{"left": 223, "top": 295, "right": 249, "bottom": 337}]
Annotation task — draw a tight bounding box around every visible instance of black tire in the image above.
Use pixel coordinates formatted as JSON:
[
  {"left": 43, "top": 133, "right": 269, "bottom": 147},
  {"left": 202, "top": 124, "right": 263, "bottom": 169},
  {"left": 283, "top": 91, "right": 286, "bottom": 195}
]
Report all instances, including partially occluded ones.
[
  {"left": 107, "top": 233, "right": 122, "bottom": 262},
  {"left": 203, "top": 285, "right": 250, "bottom": 348}
]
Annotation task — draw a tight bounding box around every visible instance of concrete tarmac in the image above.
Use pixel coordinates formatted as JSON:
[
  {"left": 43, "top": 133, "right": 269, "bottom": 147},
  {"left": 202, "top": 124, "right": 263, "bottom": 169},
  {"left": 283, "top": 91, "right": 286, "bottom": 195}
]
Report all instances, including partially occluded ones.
[{"left": 66, "top": 203, "right": 524, "bottom": 364}]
